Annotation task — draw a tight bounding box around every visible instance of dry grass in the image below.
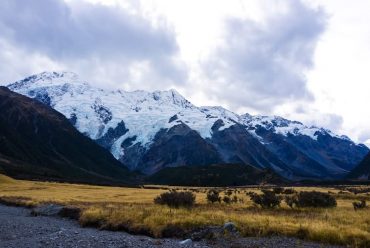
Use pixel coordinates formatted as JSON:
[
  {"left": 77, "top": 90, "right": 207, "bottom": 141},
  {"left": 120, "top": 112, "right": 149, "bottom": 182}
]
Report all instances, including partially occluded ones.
[{"left": 0, "top": 174, "right": 369, "bottom": 247}]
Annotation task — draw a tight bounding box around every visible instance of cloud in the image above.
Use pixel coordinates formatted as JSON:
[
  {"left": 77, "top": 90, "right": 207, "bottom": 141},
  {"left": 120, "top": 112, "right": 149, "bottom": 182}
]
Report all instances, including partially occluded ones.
[
  {"left": 202, "top": 0, "right": 327, "bottom": 113},
  {"left": 0, "top": 0, "right": 186, "bottom": 89},
  {"left": 358, "top": 131, "right": 370, "bottom": 147}
]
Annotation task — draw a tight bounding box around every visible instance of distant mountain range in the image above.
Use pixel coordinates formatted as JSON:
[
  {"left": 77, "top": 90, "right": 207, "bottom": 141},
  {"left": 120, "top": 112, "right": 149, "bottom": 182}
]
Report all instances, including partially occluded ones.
[
  {"left": 6, "top": 72, "right": 369, "bottom": 181},
  {"left": 0, "top": 86, "right": 133, "bottom": 184}
]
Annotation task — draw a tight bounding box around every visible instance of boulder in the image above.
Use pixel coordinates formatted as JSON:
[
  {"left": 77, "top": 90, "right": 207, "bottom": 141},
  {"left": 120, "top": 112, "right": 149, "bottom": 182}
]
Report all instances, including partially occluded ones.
[
  {"left": 223, "top": 222, "right": 237, "bottom": 233},
  {"left": 179, "top": 239, "right": 192, "bottom": 246},
  {"left": 31, "top": 204, "right": 64, "bottom": 217}
]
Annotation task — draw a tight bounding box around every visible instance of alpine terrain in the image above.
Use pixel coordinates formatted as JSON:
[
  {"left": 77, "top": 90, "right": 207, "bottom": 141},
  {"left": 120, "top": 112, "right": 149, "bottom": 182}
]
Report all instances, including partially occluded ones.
[
  {"left": 7, "top": 72, "right": 369, "bottom": 180},
  {"left": 0, "top": 86, "right": 132, "bottom": 184}
]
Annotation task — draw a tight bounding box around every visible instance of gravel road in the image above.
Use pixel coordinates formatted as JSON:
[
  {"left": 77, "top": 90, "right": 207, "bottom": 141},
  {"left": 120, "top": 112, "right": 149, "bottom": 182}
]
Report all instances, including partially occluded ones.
[{"left": 0, "top": 204, "right": 342, "bottom": 248}]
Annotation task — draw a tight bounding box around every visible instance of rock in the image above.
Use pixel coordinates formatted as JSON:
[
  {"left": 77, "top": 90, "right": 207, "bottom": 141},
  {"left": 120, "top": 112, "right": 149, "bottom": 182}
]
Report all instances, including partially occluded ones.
[
  {"left": 190, "top": 226, "right": 223, "bottom": 241},
  {"left": 31, "top": 204, "right": 64, "bottom": 217},
  {"left": 179, "top": 239, "right": 192, "bottom": 246},
  {"left": 223, "top": 222, "right": 237, "bottom": 233}
]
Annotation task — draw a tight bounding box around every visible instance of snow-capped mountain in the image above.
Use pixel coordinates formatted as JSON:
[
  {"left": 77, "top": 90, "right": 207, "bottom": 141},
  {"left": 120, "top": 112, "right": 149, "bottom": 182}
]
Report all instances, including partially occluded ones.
[
  {"left": 7, "top": 72, "right": 369, "bottom": 179},
  {"left": 0, "top": 86, "right": 132, "bottom": 184},
  {"left": 241, "top": 115, "right": 369, "bottom": 178}
]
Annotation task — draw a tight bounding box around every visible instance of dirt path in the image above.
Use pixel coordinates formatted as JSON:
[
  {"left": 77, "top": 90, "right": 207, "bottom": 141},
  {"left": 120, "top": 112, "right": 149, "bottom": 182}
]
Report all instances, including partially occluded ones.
[{"left": 0, "top": 204, "right": 342, "bottom": 248}]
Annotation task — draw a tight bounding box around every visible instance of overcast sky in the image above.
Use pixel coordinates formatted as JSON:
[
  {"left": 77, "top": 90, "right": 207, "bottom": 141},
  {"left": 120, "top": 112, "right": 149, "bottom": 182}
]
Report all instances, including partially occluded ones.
[{"left": 0, "top": 0, "right": 369, "bottom": 146}]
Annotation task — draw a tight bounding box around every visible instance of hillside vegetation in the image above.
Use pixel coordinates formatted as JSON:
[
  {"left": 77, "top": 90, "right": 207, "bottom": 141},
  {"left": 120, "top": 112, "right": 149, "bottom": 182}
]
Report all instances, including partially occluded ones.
[
  {"left": 147, "top": 164, "right": 282, "bottom": 186},
  {"left": 0, "top": 174, "right": 369, "bottom": 247}
]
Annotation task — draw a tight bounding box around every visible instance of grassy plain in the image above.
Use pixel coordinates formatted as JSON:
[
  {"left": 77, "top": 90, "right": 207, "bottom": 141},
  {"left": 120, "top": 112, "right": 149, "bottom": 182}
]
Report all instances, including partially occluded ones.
[{"left": 0, "top": 174, "right": 369, "bottom": 247}]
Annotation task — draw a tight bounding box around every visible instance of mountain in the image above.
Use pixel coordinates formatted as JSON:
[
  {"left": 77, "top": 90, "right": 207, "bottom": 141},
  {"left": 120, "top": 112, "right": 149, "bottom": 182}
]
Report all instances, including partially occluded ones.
[
  {"left": 7, "top": 72, "right": 369, "bottom": 180},
  {"left": 0, "top": 86, "right": 133, "bottom": 184},
  {"left": 348, "top": 152, "right": 370, "bottom": 180},
  {"left": 241, "top": 115, "right": 369, "bottom": 179},
  {"left": 147, "top": 164, "right": 283, "bottom": 187}
]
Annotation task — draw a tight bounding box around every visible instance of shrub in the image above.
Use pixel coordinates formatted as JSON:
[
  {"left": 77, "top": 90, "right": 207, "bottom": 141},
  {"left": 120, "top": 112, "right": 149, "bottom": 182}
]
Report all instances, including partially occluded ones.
[
  {"left": 353, "top": 200, "right": 366, "bottom": 211},
  {"left": 250, "top": 190, "right": 282, "bottom": 208},
  {"left": 246, "top": 191, "right": 256, "bottom": 197},
  {"left": 154, "top": 190, "right": 195, "bottom": 208},
  {"left": 223, "top": 196, "right": 231, "bottom": 204},
  {"left": 283, "top": 188, "right": 296, "bottom": 195},
  {"left": 225, "top": 190, "right": 233, "bottom": 196},
  {"left": 284, "top": 194, "right": 298, "bottom": 209},
  {"left": 345, "top": 187, "right": 370, "bottom": 194},
  {"left": 273, "top": 187, "right": 285, "bottom": 194},
  {"left": 295, "top": 191, "right": 336, "bottom": 208},
  {"left": 231, "top": 195, "right": 238, "bottom": 203},
  {"left": 206, "top": 189, "right": 221, "bottom": 204}
]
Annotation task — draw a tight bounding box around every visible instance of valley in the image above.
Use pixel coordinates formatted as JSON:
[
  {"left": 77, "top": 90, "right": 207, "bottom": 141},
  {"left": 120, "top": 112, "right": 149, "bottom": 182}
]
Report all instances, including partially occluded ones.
[
  {"left": 1, "top": 74, "right": 370, "bottom": 247},
  {"left": 1, "top": 174, "right": 369, "bottom": 247}
]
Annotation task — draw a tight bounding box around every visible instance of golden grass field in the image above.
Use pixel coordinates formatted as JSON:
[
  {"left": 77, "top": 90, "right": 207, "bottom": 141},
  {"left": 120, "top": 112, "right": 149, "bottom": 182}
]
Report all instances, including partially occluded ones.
[{"left": 0, "top": 174, "right": 369, "bottom": 247}]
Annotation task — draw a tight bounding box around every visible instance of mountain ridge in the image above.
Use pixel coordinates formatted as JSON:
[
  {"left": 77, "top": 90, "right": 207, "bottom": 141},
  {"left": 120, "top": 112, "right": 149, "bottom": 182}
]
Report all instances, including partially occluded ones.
[{"left": 7, "top": 71, "right": 369, "bottom": 180}]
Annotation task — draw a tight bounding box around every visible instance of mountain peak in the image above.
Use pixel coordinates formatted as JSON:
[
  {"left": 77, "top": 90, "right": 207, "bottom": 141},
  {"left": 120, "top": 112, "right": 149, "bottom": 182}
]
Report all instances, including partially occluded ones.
[
  {"left": 38, "top": 71, "right": 79, "bottom": 80},
  {"left": 151, "top": 88, "right": 194, "bottom": 109},
  {"left": 7, "top": 71, "right": 83, "bottom": 91}
]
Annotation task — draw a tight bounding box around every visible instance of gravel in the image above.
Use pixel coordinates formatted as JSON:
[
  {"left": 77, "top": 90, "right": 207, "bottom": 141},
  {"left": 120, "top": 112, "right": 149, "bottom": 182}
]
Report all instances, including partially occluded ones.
[{"left": 0, "top": 204, "right": 342, "bottom": 248}]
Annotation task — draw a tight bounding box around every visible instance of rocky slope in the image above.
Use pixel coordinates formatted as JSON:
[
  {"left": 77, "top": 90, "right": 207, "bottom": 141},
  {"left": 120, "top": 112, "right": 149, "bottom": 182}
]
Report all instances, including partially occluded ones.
[
  {"left": 0, "top": 86, "right": 133, "bottom": 184},
  {"left": 348, "top": 152, "right": 370, "bottom": 180},
  {"left": 7, "top": 72, "right": 369, "bottom": 180}
]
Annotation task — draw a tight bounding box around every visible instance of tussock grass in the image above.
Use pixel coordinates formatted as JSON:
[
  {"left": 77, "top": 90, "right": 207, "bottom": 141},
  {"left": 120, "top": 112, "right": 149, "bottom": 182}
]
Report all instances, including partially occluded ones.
[{"left": 0, "top": 174, "right": 369, "bottom": 247}]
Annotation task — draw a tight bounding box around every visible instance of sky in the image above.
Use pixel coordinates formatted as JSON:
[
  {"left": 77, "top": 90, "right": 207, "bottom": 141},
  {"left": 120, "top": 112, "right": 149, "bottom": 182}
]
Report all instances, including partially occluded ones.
[{"left": 0, "top": 0, "right": 369, "bottom": 146}]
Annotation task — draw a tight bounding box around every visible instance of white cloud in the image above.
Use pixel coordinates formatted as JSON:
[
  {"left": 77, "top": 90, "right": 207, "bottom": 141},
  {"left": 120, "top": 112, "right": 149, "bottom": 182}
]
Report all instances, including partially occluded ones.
[
  {"left": 0, "top": 0, "right": 369, "bottom": 144},
  {"left": 201, "top": 0, "right": 326, "bottom": 112},
  {"left": 0, "top": 0, "right": 187, "bottom": 89}
]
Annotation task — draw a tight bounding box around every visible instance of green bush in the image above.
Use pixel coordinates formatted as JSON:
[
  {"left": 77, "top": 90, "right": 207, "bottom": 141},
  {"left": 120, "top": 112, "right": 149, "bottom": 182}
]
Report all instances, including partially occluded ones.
[
  {"left": 285, "top": 191, "right": 337, "bottom": 208},
  {"left": 154, "top": 190, "right": 195, "bottom": 208},
  {"left": 353, "top": 200, "right": 366, "bottom": 211},
  {"left": 250, "top": 190, "right": 282, "bottom": 208},
  {"left": 206, "top": 189, "right": 221, "bottom": 203},
  {"left": 284, "top": 194, "right": 298, "bottom": 209},
  {"left": 283, "top": 188, "right": 296, "bottom": 195},
  {"left": 223, "top": 196, "right": 231, "bottom": 204},
  {"left": 273, "top": 187, "right": 285, "bottom": 194},
  {"left": 225, "top": 190, "right": 233, "bottom": 196}
]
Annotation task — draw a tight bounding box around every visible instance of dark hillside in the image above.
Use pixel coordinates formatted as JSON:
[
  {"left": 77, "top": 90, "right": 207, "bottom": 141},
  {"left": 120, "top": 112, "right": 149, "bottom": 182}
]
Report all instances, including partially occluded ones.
[{"left": 0, "top": 87, "right": 133, "bottom": 184}]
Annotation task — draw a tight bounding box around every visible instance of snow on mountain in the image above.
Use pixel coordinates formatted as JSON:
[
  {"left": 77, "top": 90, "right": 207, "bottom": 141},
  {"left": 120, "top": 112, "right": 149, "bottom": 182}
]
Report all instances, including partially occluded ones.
[
  {"left": 7, "top": 71, "right": 368, "bottom": 179},
  {"left": 8, "top": 72, "right": 240, "bottom": 159},
  {"left": 241, "top": 114, "right": 351, "bottom": 142}
]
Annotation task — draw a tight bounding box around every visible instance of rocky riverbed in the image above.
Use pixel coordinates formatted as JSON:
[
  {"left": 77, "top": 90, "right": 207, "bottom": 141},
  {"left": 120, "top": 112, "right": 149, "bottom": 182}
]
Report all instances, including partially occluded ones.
[{"left": 0, "top": 204, "right": 342, "bottom": 248}]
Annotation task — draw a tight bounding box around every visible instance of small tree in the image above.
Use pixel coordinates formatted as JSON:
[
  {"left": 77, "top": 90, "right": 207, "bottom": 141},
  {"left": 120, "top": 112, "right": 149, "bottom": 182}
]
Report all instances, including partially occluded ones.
[
  {"left": 207, "top": 189, "right": 221, "bottom": 204},
  {"left": 250, "top": 190, "right": 282, "bottom": 208},
  {"left": 154, "top": 190, "right": 195, "bottom": 208}
]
